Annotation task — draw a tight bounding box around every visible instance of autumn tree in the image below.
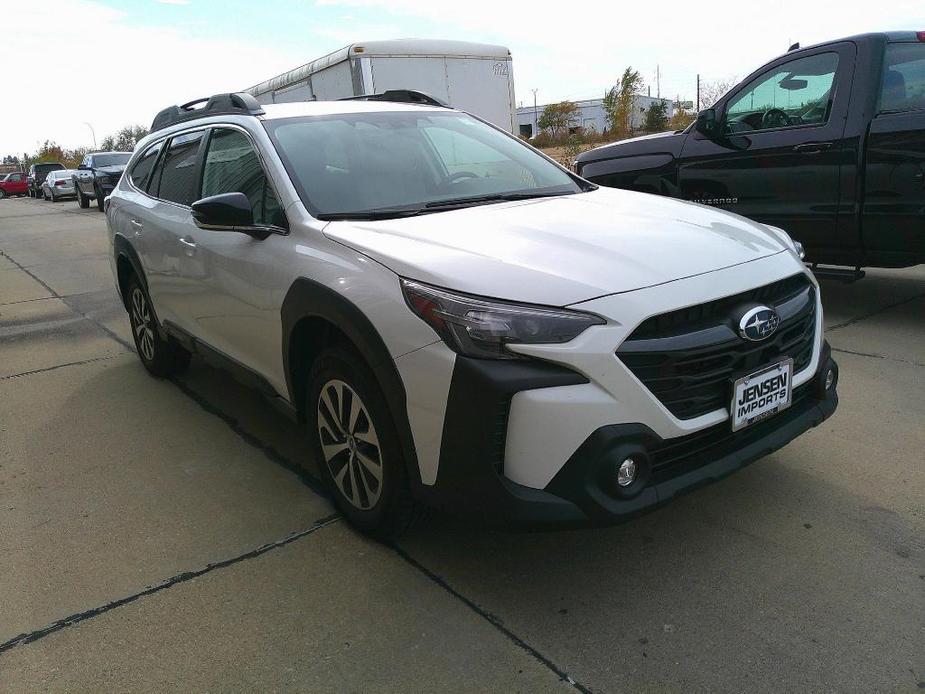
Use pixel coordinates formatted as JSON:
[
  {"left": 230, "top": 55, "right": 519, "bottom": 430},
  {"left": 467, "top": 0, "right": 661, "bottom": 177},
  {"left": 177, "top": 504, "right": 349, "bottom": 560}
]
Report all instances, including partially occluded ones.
[
  {"left": 100, "top": 125, "right": 149, "bottom": 152},
  {"left": 669, "top": 104, "right": 696, "bottom": 130},
  {"left": 537, "top": 101, "right": 580, "bottom": 137},
  {"left": 699, "top": 77, "right": 738, "bottom": 110},
  {"left": 603, "top": 67, "right": 644, "bottom": 137}
]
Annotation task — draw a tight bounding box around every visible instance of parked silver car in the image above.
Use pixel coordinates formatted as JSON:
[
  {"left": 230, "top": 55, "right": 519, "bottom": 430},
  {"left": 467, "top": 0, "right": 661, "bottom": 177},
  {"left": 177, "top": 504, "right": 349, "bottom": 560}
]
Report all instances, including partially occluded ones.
[{"left": 42, "top": 169, "right": 77, "bottom": 202}]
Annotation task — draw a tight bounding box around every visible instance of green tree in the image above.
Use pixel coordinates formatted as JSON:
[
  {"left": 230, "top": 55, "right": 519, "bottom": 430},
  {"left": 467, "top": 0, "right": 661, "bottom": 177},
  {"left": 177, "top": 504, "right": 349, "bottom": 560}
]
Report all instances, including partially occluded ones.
[
  {"left": 603, "top": 67, "right": 644, "bottom": 137},
  {"left": 669, "top": 103, "right": 696, "bottom": 130},
  {"left": 537, "top": 101, "right": 580, "bottom": 138},
  {"left": 643, "top": 100, "right": 669, "bottom": 132},
  {"left": 100, "top": 125, "right": 149, "bottom": 152}
]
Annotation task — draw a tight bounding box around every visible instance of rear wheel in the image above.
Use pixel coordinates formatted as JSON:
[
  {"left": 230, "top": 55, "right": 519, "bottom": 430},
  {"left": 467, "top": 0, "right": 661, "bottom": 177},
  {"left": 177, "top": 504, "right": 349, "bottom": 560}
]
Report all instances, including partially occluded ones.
[
  {"left": 0, "top": 189, "right": 6, "bottom": 200},
  {"left": 125, "top": 275, "right": 191, "bottom": 377},
  {"left": 307, "top": 348, "right": 420, "bottom": 539},
  {"left": 43, "top": 189, "right": 49, "bottom": 201},
  {"left": 51, "top": 190, "right": 58, "bottom": 202}
]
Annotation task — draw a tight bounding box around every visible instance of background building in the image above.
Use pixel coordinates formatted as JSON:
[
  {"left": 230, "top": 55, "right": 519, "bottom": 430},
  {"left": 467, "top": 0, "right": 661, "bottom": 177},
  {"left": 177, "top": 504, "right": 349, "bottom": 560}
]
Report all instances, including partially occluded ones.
[{"left": 516, "top": 95, "right": 675, "bottom": 138}]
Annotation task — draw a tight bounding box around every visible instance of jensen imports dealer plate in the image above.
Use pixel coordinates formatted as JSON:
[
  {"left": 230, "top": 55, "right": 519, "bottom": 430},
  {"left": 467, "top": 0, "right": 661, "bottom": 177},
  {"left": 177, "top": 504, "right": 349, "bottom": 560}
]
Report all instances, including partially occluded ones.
[{"left": 731, "top": 358, "right": 793, "bottom": 431}]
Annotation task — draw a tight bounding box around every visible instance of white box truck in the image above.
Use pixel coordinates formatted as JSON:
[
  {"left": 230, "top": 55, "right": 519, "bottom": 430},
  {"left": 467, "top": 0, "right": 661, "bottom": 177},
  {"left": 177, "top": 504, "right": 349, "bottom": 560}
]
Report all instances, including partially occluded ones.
[{"left": 245, "top": 39, "right": 516, "bottom": 133}]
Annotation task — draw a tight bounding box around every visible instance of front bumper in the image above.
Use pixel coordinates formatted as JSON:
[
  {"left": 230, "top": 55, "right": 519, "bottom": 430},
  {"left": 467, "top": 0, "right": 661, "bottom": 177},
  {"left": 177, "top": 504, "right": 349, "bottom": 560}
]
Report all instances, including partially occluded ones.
[{"left": 414, "top": 344, "right": 838, "bottom": 529}]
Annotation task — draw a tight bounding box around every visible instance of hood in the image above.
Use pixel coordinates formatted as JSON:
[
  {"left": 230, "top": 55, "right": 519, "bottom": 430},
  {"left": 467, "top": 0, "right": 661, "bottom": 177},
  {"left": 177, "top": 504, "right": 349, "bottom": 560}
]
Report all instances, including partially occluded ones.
[
  {"left": 322, "top": 188, "right": 791, "bottom": 306},
  {"left": 578, "top": 129, "right": 687, "bottom": 165}
]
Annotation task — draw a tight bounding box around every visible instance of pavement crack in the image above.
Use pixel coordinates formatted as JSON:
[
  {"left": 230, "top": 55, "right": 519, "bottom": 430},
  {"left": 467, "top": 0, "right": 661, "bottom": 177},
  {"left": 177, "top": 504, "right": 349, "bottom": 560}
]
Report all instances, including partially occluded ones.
[
  {"left": 0, "top": 513, "right": 342, "bottom": 655},
  {"left": 830, "top": 346, "right": 925, "bottom": 369},
  {"left": 0, "top": 250, "right": 133, "bottom": 351},
  {"left": 169, "top": 376, "right": 328, "bottom": 497},
  {"left": 0, "top": 355, "right": 122, "bottom": 381},
  {"left": 389, "top": 543, "right": 594, "bottom": 693},
  {"left": 825, "top": 291, "right": 925, "bottom": 333}
]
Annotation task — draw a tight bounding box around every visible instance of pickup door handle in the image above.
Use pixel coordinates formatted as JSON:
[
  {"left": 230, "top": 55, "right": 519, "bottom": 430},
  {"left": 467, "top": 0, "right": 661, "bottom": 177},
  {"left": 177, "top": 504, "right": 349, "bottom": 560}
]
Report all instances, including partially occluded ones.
[
  {"left": 129, "top": 219, "right": 143, "bottom": 229},
  {"left": 178, "top": 237, "right": 197, "bottom": 249},
  {"left": 792, "top": 142, "right": 833, "bottom": 154}
]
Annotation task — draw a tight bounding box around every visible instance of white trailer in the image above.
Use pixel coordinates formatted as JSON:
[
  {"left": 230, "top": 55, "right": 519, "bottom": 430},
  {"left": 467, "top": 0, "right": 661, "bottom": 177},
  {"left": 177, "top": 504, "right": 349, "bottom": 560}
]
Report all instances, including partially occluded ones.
[{"left": 245, "top": 39, "right": 516, "bottom": 133}]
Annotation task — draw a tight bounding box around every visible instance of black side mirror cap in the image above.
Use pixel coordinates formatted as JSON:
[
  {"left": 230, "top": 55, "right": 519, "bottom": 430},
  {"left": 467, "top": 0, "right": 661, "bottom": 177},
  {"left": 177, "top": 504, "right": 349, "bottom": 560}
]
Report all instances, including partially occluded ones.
[
  {"left": 695, "top": 108, "right": 719, "bottom": 138},
  {"left": 191, "top": 192, "right": 269, "bottom": 239}
]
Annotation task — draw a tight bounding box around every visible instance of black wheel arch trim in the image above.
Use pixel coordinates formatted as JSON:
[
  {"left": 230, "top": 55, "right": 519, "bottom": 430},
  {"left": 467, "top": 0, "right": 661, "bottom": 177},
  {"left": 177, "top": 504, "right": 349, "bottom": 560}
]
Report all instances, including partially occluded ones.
[{"left": 280, "top": 277, "right": 421, "bottom": 485}]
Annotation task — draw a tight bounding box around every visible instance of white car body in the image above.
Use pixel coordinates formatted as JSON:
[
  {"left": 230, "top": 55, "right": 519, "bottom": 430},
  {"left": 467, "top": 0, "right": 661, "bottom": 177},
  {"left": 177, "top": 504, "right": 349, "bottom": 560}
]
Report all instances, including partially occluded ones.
[{"left": 106, "top": 97, "right": 838, "bottom": 531}]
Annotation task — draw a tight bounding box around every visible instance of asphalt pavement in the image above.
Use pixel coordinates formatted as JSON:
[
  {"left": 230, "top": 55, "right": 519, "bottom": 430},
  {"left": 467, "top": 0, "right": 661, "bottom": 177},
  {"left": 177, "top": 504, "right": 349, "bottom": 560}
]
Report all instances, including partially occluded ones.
[{"left": 0, "top": 196, "right": 923, "bottom": 692}]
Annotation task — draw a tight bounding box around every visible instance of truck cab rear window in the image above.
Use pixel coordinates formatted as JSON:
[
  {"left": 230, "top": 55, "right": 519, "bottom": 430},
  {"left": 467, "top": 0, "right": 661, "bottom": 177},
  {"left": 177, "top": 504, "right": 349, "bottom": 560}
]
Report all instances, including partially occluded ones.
[{"left": 880, "top": 43, "right": 925, "bottom": 113}]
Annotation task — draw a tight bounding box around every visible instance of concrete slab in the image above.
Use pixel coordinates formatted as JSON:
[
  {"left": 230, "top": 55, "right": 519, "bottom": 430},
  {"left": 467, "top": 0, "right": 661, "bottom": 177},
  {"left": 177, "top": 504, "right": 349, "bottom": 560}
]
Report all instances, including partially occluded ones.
[
  {"left": 0, "top": 231, "right": 109, "bottom": 268},
  {"left": 0, "top": 358, "right": 333, "bottom": 643},
  {"left": 63, "top": 288, "right": 134, "bottom": 346},
  {"left": 21, "top": 256, "right": 113, "bottom": 297},
  {"left": 0, "top": 267, "right": 52, "bottom": 305},
  {"left": 827, "top": 296, "right": 925, "bottom": 366},
  {"left": 0, "top": 297, "right": 128, "bottom": 377},
  {"left": 0, "top": 522, "right": 572, "bottom": 692},
  {"left": 819, "top": 266, "right": 925, "bottom": 331}
]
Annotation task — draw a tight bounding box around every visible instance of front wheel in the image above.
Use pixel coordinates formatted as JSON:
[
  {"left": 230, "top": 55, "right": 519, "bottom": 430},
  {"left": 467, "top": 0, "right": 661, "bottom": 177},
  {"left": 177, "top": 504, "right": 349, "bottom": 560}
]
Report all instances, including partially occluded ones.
[
  {"left": 307, "top": 349, "right": 420, "bottom": 539},
  {"left": 125, "top": 276, "right": 191, "bottom": 377},
  {"left": 76, "top": 186, "right": 89, "bottom": 208},
  {"left": 95, "top": 185, "right": 104, "bottom": 211},
  {"left": 0, "top": 189, "right": 6, "bottom": 199}
]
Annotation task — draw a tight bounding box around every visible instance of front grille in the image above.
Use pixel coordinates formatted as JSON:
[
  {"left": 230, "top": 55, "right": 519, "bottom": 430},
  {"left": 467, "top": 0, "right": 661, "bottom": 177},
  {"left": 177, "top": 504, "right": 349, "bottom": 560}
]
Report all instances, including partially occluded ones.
[
  {"left": 618, "top": 274, "right": 816, "bottom": 420},
  {"left": 648, "top": 384, "right": 814, "bottom": 483}
]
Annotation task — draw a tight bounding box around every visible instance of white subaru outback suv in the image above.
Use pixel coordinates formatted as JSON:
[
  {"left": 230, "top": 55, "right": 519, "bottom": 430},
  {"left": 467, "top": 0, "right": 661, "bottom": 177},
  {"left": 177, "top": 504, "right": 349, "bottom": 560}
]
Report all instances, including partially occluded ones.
[{"left": 107, "top": 91, "right": 838, "bottom": 537}]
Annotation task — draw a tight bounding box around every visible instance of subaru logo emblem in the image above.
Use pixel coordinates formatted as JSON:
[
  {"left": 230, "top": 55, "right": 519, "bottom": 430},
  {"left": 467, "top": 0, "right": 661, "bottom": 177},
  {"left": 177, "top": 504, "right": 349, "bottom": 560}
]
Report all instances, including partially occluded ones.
[{"left": 738, "top": 306, "right": 781, "bottom": 342}]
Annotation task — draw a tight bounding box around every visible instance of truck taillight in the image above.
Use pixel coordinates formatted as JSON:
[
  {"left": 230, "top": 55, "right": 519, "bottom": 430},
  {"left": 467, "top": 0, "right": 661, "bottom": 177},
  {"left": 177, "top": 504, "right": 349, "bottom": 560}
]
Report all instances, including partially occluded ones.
[
  {"left": 918, "top": 31, "right": 925, "bottom": 41},
  {"left": 55, "top": 180, "right": 67, "bottom": 186}
]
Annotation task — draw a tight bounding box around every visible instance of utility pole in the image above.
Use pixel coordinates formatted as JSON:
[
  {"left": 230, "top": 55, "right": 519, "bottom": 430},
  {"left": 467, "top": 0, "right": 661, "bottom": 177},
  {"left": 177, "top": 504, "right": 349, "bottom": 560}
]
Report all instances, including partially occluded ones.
[
  {"left": 696, "top": 74, "right": 701, "bottom": 111},
  {"left": 531, "top": 88, "right": 538, "bottom": 137},
  {"left": 656, "top": 65, "right": 661, "bottom": 99}
]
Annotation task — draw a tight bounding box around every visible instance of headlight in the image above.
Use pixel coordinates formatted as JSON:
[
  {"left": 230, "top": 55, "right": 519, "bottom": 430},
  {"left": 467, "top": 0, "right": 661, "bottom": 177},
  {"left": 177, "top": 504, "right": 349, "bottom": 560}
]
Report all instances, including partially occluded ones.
[
  {"left": 401, "top": 279, "right": 605, "bottom": 360},
  {"left": 793, "top": 240, "right": 805, "bottom": 260}
]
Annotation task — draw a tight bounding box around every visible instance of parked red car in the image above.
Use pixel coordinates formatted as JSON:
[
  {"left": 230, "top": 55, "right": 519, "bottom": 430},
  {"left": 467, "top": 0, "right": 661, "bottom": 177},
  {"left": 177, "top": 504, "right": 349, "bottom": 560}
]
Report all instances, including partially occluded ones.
[{"left": 0, "top": 172, "right": 29, "bottom": 198}]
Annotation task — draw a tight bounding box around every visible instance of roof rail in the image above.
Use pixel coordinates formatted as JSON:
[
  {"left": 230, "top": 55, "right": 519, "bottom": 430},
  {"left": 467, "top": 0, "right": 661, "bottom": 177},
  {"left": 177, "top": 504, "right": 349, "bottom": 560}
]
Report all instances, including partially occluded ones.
[
  {"left": 150, "top": 92, "right": 265, "bottom": 133},
  {"left": 339, "top": 89, "right": 449, "bottom": 108}
]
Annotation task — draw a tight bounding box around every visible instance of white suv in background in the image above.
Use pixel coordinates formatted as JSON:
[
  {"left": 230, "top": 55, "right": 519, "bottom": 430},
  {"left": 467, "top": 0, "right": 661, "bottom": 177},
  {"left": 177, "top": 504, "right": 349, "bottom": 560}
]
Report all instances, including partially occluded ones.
[{"left": 106, "top": 91, "right": 838, "bottom": 537}]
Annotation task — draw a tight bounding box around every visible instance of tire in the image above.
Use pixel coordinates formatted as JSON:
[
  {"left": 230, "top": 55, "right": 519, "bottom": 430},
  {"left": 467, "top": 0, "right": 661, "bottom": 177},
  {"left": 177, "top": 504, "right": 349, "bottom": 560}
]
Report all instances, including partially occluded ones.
[
  {"left": 307, "top": 348, "right": 420, "bottom": 539},
  {"left": 76, "top": 186, "right": 89, "bottom": 208},
  {"left": 125, "top": 275, "right": 191, "bottom": 378},
  {"left": 43, "top": 190, "right": 50, "bottom": 201},
  {"left": 95, "top": 185, "right": 104, "bottom": 211},
  {"left": 0, "top": 189, "right": 6, "bottom": 199},
  {"left": 51, "top": 190, "right": 58, "bottom": 202}
]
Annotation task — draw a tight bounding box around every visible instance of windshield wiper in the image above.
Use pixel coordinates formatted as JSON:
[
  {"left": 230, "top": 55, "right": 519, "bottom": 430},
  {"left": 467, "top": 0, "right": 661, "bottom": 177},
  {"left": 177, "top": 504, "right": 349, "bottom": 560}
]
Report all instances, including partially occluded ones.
[
  {"left": 316, "top": 190, "right": 583, "bottom": 221},
  {"left": 423, "top": 190, "right": 576, "bottom": 209}
]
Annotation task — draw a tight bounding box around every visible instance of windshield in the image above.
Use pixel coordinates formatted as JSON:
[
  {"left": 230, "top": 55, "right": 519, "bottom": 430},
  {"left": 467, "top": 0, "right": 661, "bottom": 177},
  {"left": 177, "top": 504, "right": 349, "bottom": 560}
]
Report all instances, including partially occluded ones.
[
  {"left": 265, "top": 110, "right": 584, "bottom": 219},
  {"left": 35, "top": 164, "right": 64, "bottom": 173},
  {"left": 94, "top": 153, "right": 131, "bottom": 167}
]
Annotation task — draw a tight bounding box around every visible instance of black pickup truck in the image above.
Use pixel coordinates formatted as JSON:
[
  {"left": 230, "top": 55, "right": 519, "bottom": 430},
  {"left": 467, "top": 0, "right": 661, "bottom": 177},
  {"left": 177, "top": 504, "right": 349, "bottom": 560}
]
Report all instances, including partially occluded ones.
[{"left": 576, "top": 31, "right": 925, "bottom": 272}]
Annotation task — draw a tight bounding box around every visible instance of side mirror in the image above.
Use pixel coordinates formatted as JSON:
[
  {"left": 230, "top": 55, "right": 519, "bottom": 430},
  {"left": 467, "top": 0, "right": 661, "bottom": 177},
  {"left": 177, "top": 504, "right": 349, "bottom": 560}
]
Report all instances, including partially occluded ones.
[
  {"left": 695, "top": 108, "right": 719, "bottom": 138},
  {"left": 191, "top": 192, "right": 267, "bottom": 238}
]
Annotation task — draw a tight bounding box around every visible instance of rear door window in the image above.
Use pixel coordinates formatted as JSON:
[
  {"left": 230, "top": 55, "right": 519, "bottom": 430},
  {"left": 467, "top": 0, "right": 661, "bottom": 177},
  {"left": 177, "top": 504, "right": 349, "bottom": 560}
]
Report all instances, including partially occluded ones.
[
  {"left": 154, "top": 131, "right": 205, "bottom": 205},
  {"left": 130, "top": 142, "right": 162, "bottom": 191},
  {"left": 880, "top": 43, "right": 925, "bottom": 112},
  {"left": 201, "top": 128, "right": 285, "bottom": 227}
]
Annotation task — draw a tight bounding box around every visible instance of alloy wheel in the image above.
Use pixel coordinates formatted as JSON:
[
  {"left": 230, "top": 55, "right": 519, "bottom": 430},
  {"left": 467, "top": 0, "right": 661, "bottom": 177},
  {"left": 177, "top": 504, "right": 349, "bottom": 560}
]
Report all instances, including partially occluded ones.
[
  {"left": 317, "top": 379, "right": 383, "bottom": 510},
  {"left": 131, "top": 287, "right": 155, "bottom": 361}
]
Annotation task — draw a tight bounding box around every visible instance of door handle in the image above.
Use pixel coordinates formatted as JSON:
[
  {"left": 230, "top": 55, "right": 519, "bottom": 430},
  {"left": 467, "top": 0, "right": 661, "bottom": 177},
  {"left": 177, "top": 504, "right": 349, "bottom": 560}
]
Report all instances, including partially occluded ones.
[
  {"left": 178, "top": 237, "right": 197, "bottom": 249},
  {"left": 792, "top": 142, "right": 833, "bottom": 154},
  {"left": 130, "top": 219, "right": 143, "bottom": 229}
]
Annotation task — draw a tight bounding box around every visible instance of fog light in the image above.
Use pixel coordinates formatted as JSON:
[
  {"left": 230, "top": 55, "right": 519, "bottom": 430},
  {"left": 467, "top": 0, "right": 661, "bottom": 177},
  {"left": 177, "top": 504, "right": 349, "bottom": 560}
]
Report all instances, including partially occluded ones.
[
  {"left": 617, "top": 458, "right": 637, "bottom": 487},
  {"left": 825, "top": 368, "right": 835, "bottom": 390}
]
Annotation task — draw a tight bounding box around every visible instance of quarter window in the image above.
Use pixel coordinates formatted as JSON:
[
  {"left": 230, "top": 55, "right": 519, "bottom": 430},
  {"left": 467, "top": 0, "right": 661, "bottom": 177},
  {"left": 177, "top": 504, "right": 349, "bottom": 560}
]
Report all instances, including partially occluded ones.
[
  {"left": 129, "top": 142, "right": 162, "bottom": 191},
  {"left": 201, "top": 128, "right": 285, "bottom": 227},
  {"left": 880, "top": 43, "right": 925, "bottom": 112},
  {"left": 155, "top": 131, "right": 204, "bottom": 205},
  {"left": 725, "top": 52, "right": 839, "bottom": 133}
]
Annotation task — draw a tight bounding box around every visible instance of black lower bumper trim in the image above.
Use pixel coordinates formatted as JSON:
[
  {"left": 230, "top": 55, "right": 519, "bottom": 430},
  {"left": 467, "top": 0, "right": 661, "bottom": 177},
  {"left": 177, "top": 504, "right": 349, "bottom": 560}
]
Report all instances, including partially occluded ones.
[{"left": 416, "top": 346, "right": 839, "bottom": 530}]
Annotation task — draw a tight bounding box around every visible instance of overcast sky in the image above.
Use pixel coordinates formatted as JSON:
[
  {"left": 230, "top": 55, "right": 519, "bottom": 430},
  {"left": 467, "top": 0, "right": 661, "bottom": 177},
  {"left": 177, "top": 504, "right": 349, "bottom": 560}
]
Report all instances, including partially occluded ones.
[{"left": 3, "top": 0, "right": 922, "bottom": 156}]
